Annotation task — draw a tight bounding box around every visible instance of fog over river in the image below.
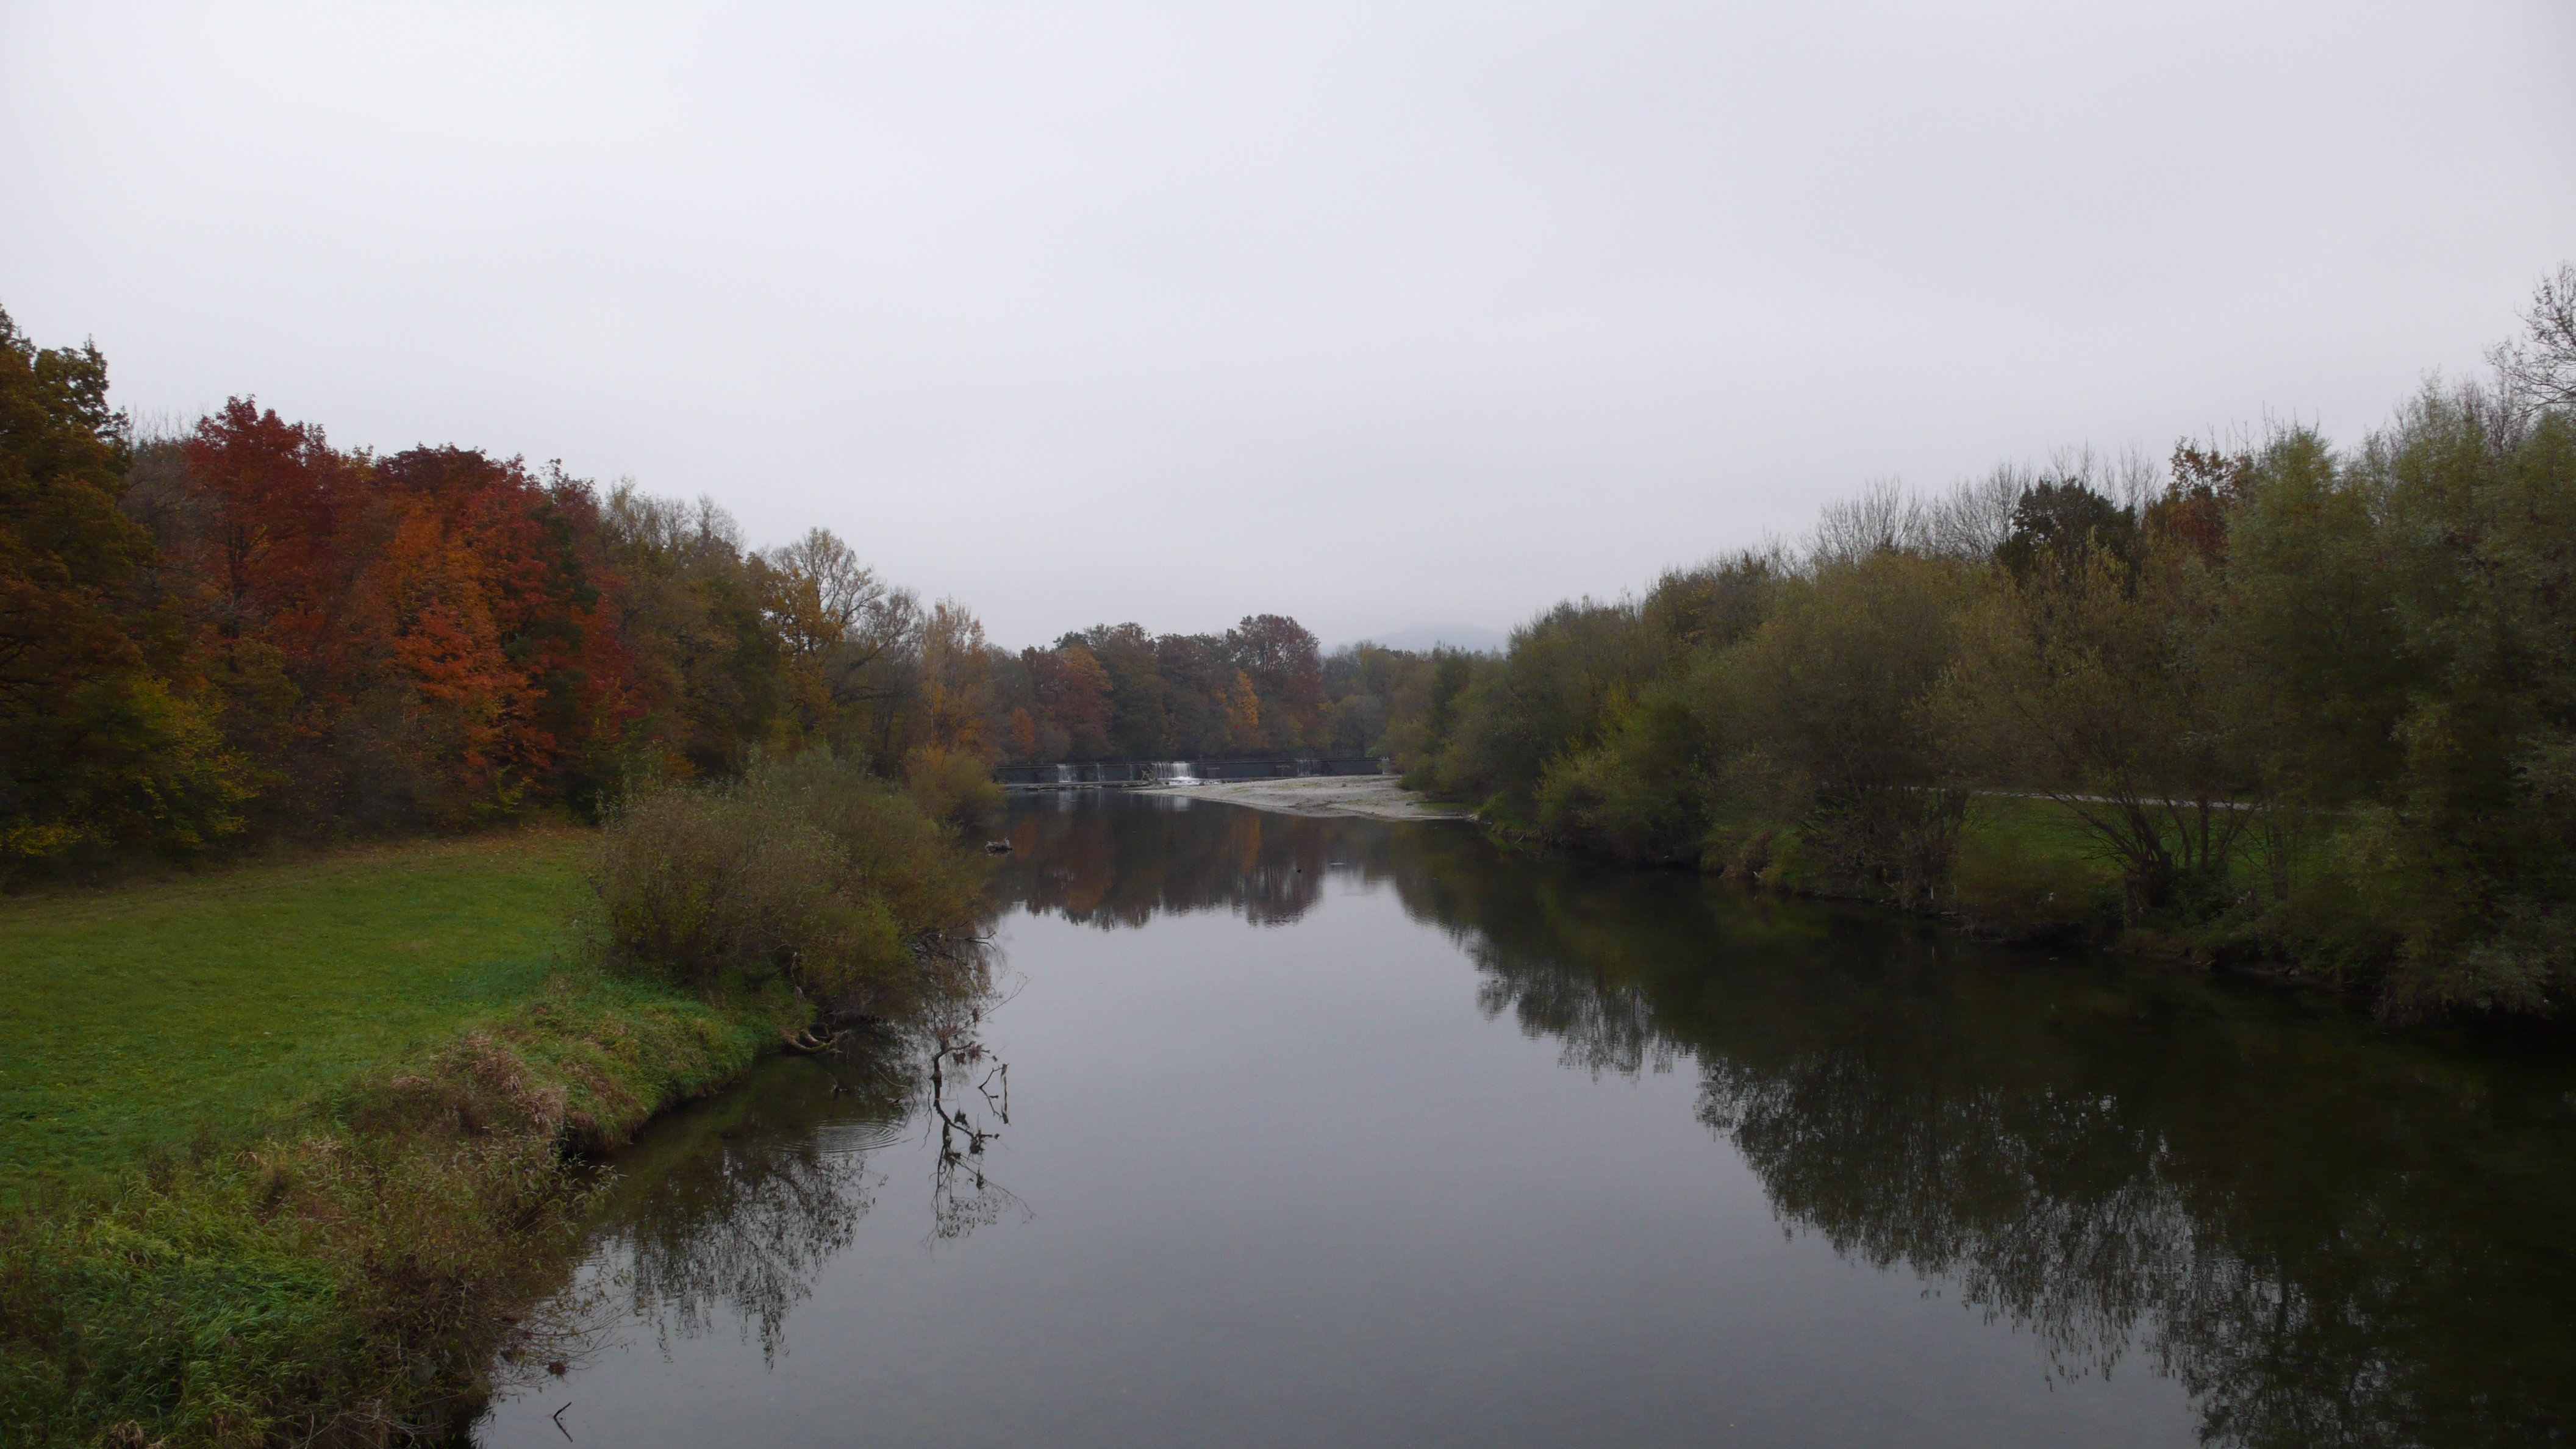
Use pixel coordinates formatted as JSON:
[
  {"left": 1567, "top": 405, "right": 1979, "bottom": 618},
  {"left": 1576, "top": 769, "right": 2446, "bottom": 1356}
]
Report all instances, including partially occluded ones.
[{"left": 474, "top": 793, "right": 2575, "bottom": 1448}]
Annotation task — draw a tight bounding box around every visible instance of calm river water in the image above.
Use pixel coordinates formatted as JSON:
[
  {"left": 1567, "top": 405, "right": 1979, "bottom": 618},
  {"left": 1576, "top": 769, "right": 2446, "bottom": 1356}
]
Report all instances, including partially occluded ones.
[{"left": 475, "top": 792, "right": 2575, "bottom": 1448}]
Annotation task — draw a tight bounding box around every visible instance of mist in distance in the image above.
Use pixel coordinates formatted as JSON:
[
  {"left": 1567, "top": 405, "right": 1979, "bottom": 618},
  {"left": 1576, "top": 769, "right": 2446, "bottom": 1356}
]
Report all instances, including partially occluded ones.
[{"left": 2, "top": 1, "right": 2571, "bottom": 648}]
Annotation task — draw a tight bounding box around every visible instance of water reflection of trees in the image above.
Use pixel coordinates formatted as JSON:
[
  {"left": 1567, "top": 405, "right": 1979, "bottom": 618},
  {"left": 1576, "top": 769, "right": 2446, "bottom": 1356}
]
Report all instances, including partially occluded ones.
[
  {"left": 611, "top": 792, "right": 2573, "bottom": 1444},
  {"left": 988, "top": 792, "right": 1406, "bottom": 929},
  {"left": 995, "top": 799, "right": 2572, "bottom": 1447},
  {"left": 922, "top": 1012, "right": 1031, "bottom": 1243},
  {"left": 1368, "top": 826, "right": 2576, "bottom": 1449},
  {"left": 590, "top": 1055, "right": 896, "bottom": 1364},
  {"left": 584, "top": 1012, "right": 1031, "bottom": 1364}
]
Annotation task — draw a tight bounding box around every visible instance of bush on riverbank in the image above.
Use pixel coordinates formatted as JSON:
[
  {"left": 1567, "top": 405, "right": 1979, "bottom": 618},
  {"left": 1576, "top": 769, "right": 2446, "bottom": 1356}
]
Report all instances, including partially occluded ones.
[
  {"left": 585, "top": 750, "right": 987, "bottom": 1015},
  {"left": 904, "top": 745, "right": 1006, "bottom": 833}
]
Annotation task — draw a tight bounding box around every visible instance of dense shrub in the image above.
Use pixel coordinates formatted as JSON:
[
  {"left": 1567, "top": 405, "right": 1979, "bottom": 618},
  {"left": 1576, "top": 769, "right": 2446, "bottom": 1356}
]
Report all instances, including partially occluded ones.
[
  {"left": 585, "top": 750, "right": 985, "bottom": 1014},
  {"left": 1536, "top": 677, "right": 1709, "bottom": 862},
  {"left": 1704, "top": 551, "right": 1973, "bottom": 907},
  {"left": 904, "top": 745, "right": 1005, "bottom": 832}
]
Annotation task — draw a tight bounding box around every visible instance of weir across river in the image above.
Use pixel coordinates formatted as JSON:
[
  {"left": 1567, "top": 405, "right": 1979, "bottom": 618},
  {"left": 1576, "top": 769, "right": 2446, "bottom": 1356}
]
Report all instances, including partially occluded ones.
[{"left": 993, "top": 756, "right": 1394, "bottom": 789}]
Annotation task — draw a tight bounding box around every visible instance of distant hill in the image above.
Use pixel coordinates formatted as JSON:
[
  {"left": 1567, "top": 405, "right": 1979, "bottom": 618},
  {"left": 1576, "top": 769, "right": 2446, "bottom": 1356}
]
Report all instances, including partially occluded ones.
[{"left": 1334, "top": 623, "right": 1509, "bottom": 655}]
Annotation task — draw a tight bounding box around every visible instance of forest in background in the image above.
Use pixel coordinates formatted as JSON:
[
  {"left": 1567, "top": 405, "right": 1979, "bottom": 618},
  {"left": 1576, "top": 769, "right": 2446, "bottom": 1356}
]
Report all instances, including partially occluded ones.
[
  {"left": 0, "top": 302, "right": 1421, "bottom": 869},
  {"left": 7, "top": 267, "right": 2575, "bottom": 1017}
]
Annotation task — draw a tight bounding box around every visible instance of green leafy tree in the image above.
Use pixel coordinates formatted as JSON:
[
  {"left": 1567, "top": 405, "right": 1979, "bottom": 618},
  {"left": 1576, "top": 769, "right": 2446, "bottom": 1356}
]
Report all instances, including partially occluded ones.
[
  {"left": 2270, "top": 385, "right": 2576, "bottom": 1012},
  {"left": 1702, "top": 551, "right": 1973, "bottom": 905},
  {"left": 1942, "top": 526, "right": 2250, "bottom": 916},
  {"left": 0, "top": 306, "right": 247, "bottom": 865},
  {"left": 1433, "top": 599, "right": 1662, "bottom": 814}
]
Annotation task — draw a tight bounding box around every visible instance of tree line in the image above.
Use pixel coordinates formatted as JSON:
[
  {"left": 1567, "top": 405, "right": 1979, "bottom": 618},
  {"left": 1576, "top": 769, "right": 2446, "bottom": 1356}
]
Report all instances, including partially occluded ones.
[
  {"left": 1395, "top": 267, "right": 2576, "bottom": 1017},
  {"left": 1002, "top": 616, "right": 1326, "bottom": 762},
  {"left": 14, "top": 267, "right": 2574, "bottom": 1016},
  {"left": 1, "top": 301, "right": 1429, "bottom": 868},
  {"left": 1000, "top": 620, "right": 1476, "bottom": 764},
  {"left": 0, "top": 346, "right": 968, "bottom": 853}
]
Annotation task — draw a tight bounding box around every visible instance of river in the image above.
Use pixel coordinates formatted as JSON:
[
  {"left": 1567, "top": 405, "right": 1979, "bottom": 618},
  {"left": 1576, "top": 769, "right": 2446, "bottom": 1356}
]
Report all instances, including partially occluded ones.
[{"left": 472, "top": 792, "right": 2576, "bottom": 1448}]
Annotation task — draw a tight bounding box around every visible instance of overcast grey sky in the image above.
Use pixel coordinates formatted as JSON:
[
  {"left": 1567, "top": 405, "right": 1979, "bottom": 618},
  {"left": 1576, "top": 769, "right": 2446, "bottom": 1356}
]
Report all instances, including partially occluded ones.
[{"left": 4, "top": 3, "right": 2571, "bottom": 649}]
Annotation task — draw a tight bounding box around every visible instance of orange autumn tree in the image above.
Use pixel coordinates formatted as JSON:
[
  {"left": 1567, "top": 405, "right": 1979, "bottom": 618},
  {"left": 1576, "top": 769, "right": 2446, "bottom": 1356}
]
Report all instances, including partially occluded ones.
[
  {"left": 341, "top": 448, "right": 639, "bottom": 825},
  {"left": 176, "top": 399, "right": 368, "bottom": 812},
  {"left": 1225, "top": 613, "right": 1325, "bottom": 750},
  {"left": 1217, "top": 668, "right": 1263, "bottom": 752},
  {"left": 917, "top": 598, "right": 995, "bottom": 759},
  {"left": 358, "top": 503, "right": 529, "bottom": 819},
  {"left": 903, "top": 596, "right": 1006, "bottom": 828},
  {"left": 182, "top": 399, "right": 353, "bottom": 676}
]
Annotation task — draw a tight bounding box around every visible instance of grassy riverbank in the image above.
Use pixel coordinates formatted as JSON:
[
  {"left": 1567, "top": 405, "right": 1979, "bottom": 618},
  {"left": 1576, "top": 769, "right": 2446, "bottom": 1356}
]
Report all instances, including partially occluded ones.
[
  {"left": 0, "top": 829, "right": 809, "bottom": 1446},
  {"left": 1, "top": 831, "right": 590, "bottom": 1201}
]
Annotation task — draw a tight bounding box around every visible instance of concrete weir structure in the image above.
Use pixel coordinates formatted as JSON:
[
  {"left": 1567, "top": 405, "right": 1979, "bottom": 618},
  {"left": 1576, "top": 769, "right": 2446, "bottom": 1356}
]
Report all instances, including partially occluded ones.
[{"left": 995, "top": 757, "right": 1394, "bottom": 790}]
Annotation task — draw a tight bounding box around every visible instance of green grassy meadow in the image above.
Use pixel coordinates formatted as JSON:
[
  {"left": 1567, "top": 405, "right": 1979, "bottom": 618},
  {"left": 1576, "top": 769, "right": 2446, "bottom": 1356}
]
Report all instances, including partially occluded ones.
[
  {"left": 0, "top": 831, "right": 591, "bottom": 1199},
  {"left": 1948, "top": 795, "right": 2128, "bottom": 930}
]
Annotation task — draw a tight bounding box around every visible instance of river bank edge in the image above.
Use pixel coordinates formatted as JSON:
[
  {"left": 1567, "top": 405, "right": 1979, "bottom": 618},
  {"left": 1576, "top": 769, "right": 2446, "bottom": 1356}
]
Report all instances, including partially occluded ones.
[
  {"left": 1147, "top": 776, "right": 2382, "bottom": 1001},
  {"left": 1465, "top": 805, "right": 2397, "bottom": 1002},
  {"left": 0, "top": 879, "right": 829, "bottom": 1447}
]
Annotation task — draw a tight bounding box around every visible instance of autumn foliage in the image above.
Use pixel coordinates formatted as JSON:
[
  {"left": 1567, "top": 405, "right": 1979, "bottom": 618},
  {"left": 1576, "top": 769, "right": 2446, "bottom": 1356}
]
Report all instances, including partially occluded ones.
[
  {"left": 0, "top": 311, "right": 842, "bottom": 864},
  {"left": 989, "top": 613, "right": 1330, "bottom": 763},
  {"left": 1, "top": 302, "right": 1362, "bottom": 871}
]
